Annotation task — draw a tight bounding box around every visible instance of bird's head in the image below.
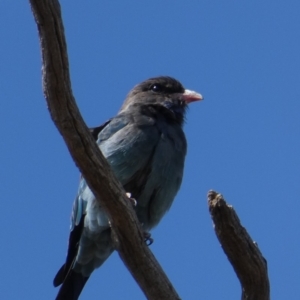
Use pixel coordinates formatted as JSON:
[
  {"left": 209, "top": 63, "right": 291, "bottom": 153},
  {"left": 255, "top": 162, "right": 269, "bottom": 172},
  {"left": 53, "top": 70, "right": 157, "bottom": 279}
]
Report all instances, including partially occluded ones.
[{"left": 120, "top": 76, "right": 203, "bottom": 125}]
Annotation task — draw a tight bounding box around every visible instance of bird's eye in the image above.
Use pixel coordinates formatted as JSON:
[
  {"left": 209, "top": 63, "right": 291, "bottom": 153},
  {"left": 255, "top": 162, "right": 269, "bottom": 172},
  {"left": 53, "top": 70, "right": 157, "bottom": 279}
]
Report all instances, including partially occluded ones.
[{"left": 151, "top": 84, "right": 163, "bottom": 92}]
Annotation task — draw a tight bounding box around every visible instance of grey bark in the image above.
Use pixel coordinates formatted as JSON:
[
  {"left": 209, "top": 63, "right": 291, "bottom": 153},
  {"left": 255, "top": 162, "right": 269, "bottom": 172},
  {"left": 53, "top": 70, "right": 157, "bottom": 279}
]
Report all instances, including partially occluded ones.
[{"left": 208, "top": 190, "right": 270, "bottom": 300}]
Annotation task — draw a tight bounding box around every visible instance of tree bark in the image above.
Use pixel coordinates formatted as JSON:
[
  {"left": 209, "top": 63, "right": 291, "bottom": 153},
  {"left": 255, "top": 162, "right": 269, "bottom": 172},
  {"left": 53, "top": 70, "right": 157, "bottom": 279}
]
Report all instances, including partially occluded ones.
[
  {"left": 29, "top": 0, "right": 180, "bottom": 299},
  {"left": 208, "top": 190, "right": 270, "bottom": 300}
]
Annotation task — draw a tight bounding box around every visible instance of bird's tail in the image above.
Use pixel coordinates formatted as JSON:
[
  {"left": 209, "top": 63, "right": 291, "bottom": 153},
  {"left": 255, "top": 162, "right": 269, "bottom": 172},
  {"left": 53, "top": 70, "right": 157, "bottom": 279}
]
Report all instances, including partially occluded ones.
[{"left": 54, "top": 264, "right": 89, "bottom": 300}]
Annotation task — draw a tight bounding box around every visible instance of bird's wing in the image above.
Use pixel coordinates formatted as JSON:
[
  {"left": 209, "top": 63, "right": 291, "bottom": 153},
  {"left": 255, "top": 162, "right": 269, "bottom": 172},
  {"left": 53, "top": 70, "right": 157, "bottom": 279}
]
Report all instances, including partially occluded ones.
[
  {"left": 89, "top": 119, "right": 112, "bottom": 140},
  {"left": 53, "top": 119, "right": 113, "bottom": 287},
  {"left": 54, "top": 111, "right": 161, "bottom": 285},
  {"left": 97, "top": 111, "right": 161, "bottom": 197}
]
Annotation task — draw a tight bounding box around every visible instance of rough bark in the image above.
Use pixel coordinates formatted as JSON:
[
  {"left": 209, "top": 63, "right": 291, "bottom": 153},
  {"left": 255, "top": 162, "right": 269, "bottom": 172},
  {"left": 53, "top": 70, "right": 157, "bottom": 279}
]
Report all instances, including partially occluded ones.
[
  {"left": 29, "top": 0, "right": 180, "bottom": 299},
  {"left": 208, "top": 190, "right": 270, "bottom": 300}
]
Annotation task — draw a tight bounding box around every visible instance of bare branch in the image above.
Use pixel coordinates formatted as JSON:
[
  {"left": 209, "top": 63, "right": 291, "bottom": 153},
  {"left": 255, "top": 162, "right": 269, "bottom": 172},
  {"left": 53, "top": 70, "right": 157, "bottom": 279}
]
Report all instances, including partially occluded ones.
[
  {"left": 29, "top": 1, "right": 180, "bottom": 299},
  {"left": 208, "top": 190, "right": 270, "bottom": 300}
]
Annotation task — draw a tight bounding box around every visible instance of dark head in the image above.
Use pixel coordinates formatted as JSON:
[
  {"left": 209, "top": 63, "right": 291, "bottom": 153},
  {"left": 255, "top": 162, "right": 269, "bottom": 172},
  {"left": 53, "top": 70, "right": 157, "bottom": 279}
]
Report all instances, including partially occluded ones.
[{"left": 120, "top": 76, "right": 203, "bottom": 125}]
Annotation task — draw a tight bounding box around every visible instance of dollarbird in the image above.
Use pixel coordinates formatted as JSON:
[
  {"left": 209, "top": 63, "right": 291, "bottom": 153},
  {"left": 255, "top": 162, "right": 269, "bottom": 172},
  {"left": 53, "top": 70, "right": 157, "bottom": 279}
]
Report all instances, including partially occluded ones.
[{"left": 53, "top": 76, "right": 203, "bottom": 299}]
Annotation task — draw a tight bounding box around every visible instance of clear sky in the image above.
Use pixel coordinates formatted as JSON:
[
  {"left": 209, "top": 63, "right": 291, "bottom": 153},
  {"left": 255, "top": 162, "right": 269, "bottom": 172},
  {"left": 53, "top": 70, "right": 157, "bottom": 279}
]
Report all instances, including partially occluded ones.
[{"left": 1, "top": 1, "right": 299, "bottom": 299}]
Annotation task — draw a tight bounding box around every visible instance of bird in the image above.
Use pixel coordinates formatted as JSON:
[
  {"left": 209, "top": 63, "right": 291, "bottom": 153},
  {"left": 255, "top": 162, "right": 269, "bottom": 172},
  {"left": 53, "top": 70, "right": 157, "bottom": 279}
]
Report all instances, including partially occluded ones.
[{"left": 53, "top": 76, "right": 203, "bottom": 299}]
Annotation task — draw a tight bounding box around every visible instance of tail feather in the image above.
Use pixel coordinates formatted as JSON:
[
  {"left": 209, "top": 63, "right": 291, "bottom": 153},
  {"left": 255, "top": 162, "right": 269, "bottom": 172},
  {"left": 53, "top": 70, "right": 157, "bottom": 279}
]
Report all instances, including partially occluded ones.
[
  {"left": 53, "top": 264, "right": 66, "bottom": 287},
  {"left": 55, "top": 270, "right": 89, "bottom": 300}
]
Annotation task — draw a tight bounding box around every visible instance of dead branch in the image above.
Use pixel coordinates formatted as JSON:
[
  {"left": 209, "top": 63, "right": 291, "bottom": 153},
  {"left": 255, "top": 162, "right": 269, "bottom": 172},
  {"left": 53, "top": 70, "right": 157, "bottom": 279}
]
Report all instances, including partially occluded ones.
[{"left": 208, "top": 190, "right": 270, "bottom": 300}]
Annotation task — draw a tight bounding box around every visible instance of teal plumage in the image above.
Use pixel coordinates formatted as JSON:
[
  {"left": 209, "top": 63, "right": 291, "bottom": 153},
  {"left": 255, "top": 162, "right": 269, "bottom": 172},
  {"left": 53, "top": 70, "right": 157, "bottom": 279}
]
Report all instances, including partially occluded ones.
[{"left": 54, "top": 76, "right": 202, "bottom": 300}]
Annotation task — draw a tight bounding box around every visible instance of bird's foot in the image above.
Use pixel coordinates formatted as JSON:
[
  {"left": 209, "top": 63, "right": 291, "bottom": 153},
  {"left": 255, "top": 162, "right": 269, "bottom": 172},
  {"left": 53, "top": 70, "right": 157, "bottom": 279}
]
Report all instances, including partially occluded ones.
[
  {"left": 126, "top": 192, "right": 137, "bottom": 207},
  {"left": 125, "top": 193, "right": 153, "bottom": 246},
  {"left": 143, "top": 231, "right": 154, "bottom": 246}
]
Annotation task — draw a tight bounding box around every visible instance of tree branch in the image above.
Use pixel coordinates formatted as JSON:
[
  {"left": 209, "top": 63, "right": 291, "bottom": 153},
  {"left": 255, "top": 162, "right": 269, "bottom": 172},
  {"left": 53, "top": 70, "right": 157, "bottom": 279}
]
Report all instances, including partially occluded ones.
[
  {"left": 208, "top": 190, "right": 270, "bottom": 300},
  {"left": 29, "top": 1, "right": 180, "bottom": 299}
]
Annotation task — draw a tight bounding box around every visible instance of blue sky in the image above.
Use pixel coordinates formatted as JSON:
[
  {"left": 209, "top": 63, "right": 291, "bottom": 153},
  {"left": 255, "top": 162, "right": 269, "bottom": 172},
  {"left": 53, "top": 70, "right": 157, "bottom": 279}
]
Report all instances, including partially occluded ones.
[{"left": 1, "top": 1, "right": 299, "bottom": 299}]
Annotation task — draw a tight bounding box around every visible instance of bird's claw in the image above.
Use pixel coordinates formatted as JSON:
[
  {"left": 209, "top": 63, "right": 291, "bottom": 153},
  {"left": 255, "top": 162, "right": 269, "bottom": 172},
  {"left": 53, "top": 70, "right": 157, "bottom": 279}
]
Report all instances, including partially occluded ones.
[
  {"left": 143, "top": 231, "right": 154, "bottom": 246},
  {"left": 126, "top": 192, "right": 137, "bottom": 207}
]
